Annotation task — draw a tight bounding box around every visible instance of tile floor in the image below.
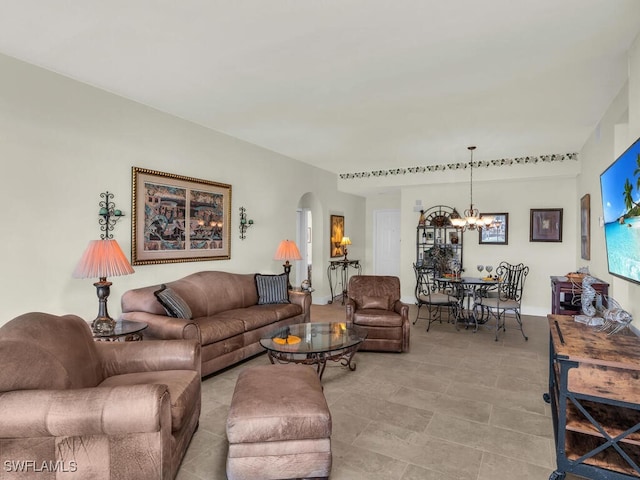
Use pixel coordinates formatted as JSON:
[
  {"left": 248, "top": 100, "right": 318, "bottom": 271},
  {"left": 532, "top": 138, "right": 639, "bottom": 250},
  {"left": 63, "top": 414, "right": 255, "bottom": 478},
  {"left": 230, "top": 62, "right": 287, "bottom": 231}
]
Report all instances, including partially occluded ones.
[{"left": 176, "top": 302, "right": 584, "bottom": 480}]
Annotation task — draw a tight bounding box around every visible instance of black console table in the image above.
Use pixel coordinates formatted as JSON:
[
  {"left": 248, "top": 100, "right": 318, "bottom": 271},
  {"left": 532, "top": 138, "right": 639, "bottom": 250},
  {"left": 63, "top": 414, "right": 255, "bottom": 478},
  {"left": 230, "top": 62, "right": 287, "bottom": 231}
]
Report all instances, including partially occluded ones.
[{"left": 327, "top": 259, "right": 361, "bottom": 305}]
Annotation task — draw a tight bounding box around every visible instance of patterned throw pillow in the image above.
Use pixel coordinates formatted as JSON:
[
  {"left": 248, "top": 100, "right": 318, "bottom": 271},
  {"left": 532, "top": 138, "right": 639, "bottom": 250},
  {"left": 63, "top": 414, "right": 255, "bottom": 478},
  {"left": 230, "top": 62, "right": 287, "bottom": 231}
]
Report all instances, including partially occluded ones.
[
  {"left": 255, "top": 274, "right": 290, "bottom": 305},
  {"left": 154, "top": 284, "right": 193, "bottom": 319}
]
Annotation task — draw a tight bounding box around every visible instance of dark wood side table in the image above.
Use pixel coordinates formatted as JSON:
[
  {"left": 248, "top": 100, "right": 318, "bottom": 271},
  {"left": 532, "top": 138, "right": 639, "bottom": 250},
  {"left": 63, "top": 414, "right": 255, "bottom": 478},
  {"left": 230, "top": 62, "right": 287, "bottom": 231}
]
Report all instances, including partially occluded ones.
[
  {"left": 550, "top": 275, "right": 609, "bottom": 315},
  {"left": 92, "top": 320, "right": 148, "bottom": 342}
]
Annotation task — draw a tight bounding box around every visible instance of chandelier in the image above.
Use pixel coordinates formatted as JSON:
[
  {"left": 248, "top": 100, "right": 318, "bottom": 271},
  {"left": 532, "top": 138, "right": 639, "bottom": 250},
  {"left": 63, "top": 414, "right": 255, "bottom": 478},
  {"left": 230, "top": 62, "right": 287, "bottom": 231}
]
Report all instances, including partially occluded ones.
[{"left": 451, "top": 146, "right": 493, "bottom": 231}]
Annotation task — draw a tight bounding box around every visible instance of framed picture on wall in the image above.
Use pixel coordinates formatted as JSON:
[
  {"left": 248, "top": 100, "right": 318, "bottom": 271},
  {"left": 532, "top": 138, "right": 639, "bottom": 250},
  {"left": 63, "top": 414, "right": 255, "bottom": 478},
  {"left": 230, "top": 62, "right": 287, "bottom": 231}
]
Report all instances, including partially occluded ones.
[
  {"left": 580, "top": 194, "right": 590, "bottom": 260},
  {"left": 478, "top": 213, "right": 509, "bottom": 245},
  {"left": 131, "top": 167, "right": 232, "bottom": 265},
  {"left": 530, "top": 208, "right": 563, "bottom": 242},
  {"left": 330, "top": 215, "right": 344, "bottom": 258}
]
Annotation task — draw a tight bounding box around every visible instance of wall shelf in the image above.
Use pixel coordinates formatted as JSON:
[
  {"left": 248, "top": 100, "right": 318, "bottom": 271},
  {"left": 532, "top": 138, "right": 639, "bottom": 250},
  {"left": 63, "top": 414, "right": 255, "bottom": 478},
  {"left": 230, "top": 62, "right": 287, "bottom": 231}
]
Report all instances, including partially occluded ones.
[{"left": 415, "top": 205, "right": 463, "bottom": 274}]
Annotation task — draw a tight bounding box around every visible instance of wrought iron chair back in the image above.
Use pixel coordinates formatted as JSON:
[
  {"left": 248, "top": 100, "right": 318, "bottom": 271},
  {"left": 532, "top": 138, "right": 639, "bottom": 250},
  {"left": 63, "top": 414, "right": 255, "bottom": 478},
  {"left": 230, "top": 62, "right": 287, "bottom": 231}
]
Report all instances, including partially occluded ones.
[
  {"left": 496, "top": 261, "right": 529, "bottom": 303},
  {"left": 474, "top": 261, "right": 529, "bottom": 341},
  {"left": 413, "top": 263, "right": 457, "bottom": 331}
]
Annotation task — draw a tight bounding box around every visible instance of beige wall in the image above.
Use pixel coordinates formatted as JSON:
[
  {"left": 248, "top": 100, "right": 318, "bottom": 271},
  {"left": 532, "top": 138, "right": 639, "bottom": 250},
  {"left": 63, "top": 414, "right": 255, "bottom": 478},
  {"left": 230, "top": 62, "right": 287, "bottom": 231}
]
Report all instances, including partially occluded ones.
[
  {"left": 358, "top": 31, "right": 640, "bottom": 319},
  {"left": 2, "top": 29, "right": 639, "bottom": 324},
  {"left": 399, "top": 175, "right": 577, "bottom": 316},
  {"left": 352, "top": 150, "right": 582, "bottom": 315},
  {"left": 576, "top": 30, "right": 640, "bottom": 325},
  {"left": 576, "top": 86, "right": 628, "bottom": 305},
  {"left": 0, "top": 53, "right": 364, "bottom": 323},
  {"left": 356, "top": 164, "right": 581, "bottom": 315}
]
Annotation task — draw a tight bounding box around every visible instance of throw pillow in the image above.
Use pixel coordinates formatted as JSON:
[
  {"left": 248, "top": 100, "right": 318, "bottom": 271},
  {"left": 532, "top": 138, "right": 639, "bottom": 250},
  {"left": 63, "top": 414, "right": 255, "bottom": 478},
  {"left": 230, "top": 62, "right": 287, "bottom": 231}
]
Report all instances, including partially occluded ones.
[
  {"left": 255, "top": 273, "right": 290, "bottom": 305},
  {"left": 154, "top": 284, "right": 193, "bottom": 319},
  {"left": 361, "top": 295, "right": 391, "bottom": 310}
]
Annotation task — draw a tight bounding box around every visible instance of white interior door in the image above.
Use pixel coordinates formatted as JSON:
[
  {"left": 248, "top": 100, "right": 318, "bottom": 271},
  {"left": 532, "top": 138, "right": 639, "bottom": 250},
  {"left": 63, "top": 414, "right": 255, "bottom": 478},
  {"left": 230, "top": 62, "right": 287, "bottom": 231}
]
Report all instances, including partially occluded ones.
[
  {"left": 296, "top": 208, "right": 311, "bottom": 287},
  {"left": 373, "top": 209, "right": 401, "bottom": 276}
]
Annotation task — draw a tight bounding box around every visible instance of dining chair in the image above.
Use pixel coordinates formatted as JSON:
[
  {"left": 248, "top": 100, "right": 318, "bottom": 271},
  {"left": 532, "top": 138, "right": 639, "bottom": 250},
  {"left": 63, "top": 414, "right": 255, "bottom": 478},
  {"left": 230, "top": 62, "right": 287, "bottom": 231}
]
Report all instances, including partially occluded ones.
[
  {"left": 413, "top": 263, "right": 458, "bottom": 331},
  {"left": 473, "top": 261, "right": 529, "bottom": 341}
]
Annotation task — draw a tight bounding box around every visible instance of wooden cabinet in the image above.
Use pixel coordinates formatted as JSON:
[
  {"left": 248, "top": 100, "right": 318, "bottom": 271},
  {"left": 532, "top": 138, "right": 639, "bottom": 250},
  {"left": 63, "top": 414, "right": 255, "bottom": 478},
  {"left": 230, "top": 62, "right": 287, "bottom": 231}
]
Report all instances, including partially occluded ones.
[
  {"left": 416, "top": 205, "right": 463, "bottom": 273},
  {"left": 547, "top": 314, "right": 640, "bottom": 479},
  {"left": 550, "top": 275, "right": 609, "bottom": 315}
]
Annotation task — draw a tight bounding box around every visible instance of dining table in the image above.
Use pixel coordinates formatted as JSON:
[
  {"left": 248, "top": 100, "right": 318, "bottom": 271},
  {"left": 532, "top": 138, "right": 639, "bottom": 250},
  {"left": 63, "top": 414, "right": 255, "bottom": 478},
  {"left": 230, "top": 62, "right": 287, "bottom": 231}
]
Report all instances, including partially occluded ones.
[{"left": 435, "top": 276, "right": 501, "bottom": 331}]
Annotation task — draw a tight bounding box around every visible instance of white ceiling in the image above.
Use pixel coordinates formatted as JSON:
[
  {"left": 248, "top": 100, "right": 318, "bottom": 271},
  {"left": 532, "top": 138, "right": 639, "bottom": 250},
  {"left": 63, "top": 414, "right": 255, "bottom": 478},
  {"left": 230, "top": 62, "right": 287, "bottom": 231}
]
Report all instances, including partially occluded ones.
[{"left": 0, "top": 1, "right": 639, "bottom": 174}]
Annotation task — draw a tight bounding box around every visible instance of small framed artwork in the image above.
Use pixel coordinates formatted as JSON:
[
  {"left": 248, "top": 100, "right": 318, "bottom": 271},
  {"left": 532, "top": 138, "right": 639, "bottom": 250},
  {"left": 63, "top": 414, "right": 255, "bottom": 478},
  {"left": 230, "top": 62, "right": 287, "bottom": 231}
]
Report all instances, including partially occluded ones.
[
  {"left": 448, "top": 231, "right": 459, "bottom": 245},
  {"left": 580, "top": 194, "right": 590, "bottom": 260},
  {"left": 330, "top": 215, "right": 345, "bottom": 258},
  {"left": 131, "top": 167, "right": 232, "bottom": 265},
  {"left": 530, "top": 208, "right": 563, "bottom": 242},
  {"left": 479, "top": 213, "right": 509, "bottom": 245},
  {"left": 426, "top": 231, "right": 434, "bottom": 243}
]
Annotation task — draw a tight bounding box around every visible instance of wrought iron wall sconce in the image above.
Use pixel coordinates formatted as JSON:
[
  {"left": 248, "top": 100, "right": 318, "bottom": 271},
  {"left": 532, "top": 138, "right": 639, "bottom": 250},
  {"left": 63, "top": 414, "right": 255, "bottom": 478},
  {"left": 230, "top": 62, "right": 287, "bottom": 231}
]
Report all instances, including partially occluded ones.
[
  {"left": 98, "top": 191, "right": 125, "bottom": 239},
  {"left": 239, "top": 206, "right": 254, "bottom": 240},
  {"left": 73, "top": 190, "right": 134, "bottom": 335}
]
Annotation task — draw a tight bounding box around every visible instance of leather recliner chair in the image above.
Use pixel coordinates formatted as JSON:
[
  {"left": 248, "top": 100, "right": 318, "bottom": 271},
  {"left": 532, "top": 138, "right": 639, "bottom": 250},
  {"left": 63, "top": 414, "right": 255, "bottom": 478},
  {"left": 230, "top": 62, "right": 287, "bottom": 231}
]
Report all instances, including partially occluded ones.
[
  {"left": 0, "top": 312, "right": 201, "bottom": 480},
  {"left": 346, "top": 275, "right": 410, "bottom": 352}
]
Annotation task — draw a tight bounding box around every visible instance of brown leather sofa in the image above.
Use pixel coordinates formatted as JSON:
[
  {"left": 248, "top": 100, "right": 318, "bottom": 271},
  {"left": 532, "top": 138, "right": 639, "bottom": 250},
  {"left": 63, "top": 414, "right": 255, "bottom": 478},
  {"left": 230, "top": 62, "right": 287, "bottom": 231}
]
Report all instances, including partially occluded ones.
[
  {"left": 0, "top": 312, "right": 201, "bottom": 480},
  {"left": 121, "top": 271, "right": 311, "bottom": 377},
  {"left": 346, "top": 275, "right": 410, "bottom": 352}
]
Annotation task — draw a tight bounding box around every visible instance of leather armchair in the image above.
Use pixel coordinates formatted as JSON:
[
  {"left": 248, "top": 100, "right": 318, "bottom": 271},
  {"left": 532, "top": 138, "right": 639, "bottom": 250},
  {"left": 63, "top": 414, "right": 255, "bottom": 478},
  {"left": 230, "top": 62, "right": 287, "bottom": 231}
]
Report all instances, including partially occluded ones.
[
  {"left": 345, "top": 275, "right": 410, "bottom": 352},
  {"left": 0, "top": 312, "right": 201, "bottom": 480}
]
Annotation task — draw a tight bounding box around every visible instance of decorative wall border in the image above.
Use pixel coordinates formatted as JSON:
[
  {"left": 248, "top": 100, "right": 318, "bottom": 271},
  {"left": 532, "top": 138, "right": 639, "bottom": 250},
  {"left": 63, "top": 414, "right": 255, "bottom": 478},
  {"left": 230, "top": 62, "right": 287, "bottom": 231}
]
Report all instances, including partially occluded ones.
[{"left": 338, "top": 152, "right": 578, "bottom": 179}]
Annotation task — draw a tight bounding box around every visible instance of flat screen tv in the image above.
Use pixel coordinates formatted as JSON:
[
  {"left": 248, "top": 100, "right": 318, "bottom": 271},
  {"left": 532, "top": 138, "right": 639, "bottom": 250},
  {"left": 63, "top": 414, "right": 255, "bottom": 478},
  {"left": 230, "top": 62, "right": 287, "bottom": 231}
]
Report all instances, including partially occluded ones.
[{"left": 600, "top": 135, "right": 640, "bottom": 284}]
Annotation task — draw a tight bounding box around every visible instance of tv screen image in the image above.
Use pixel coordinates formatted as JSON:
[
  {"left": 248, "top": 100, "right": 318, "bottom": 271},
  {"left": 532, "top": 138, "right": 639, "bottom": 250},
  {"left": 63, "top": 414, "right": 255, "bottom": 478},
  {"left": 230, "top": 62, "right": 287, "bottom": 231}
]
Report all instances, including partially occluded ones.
[{"left": 600, "top": 135, "right": 640, "bottom": 284}]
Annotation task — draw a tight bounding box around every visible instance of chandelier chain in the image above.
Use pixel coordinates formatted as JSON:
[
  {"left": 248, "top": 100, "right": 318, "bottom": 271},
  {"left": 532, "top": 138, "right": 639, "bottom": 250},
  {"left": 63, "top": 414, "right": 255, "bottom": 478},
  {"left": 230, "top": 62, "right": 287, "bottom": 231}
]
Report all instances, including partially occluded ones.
[
  {"left": 469, "top": 148, "right": 474, "bottom": 207},
  {"left": 451, "top": 145, "right": 495, "bottom": 231}
]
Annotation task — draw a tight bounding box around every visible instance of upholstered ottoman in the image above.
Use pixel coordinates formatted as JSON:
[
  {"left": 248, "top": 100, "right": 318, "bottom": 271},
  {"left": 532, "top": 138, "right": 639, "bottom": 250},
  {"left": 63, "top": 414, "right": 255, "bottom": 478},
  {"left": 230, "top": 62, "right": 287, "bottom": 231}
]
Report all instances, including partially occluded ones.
[{"left": 226, "top": 364, "right": 332, "bottom": 480}]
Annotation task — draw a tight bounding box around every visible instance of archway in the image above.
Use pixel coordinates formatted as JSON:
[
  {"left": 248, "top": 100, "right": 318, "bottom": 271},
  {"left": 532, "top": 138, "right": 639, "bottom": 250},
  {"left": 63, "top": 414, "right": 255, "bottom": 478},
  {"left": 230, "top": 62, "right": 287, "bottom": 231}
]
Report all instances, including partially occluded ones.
[{"left": 297, "top": 192, "right": 323, "bottom": 298}]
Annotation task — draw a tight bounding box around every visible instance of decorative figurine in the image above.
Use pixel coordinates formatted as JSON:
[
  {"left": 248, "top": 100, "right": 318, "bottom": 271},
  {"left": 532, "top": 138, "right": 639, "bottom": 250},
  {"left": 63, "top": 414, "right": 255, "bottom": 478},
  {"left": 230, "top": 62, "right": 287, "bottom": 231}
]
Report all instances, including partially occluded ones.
[{"left": 578, "top": 275, "right": 632, "bottom": 335}]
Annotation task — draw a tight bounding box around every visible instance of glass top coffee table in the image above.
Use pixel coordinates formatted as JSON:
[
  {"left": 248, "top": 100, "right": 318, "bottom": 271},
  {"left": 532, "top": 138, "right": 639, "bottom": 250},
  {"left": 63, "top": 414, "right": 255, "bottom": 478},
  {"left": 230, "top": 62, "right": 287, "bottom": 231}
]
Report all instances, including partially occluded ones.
[{"left": 260, "top": 322, "right": 367, "bottom": 379}]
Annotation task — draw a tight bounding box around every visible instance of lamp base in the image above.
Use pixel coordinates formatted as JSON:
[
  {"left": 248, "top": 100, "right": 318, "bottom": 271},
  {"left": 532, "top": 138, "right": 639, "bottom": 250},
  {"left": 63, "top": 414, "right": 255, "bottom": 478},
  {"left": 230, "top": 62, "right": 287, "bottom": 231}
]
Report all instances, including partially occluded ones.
[
  {"left": 92, "top": 279, "right": 115, "bottom": 334},
  {"left": 282, "top": 261, "right": 293, "bottom": 290},
  {"left": 92, "top": 316, "right": 116, "bottom": 335}
]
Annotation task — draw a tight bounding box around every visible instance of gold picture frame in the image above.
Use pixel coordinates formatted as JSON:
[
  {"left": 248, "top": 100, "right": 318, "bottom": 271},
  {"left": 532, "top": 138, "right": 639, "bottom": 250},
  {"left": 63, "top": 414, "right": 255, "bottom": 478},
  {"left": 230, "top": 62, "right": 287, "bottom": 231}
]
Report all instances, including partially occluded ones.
[
  {"left": 330, "top": 215, "right": 344, "bottom": 258},
  {"left": 132, "top": 167, "right": 232, "bottom": 265}
]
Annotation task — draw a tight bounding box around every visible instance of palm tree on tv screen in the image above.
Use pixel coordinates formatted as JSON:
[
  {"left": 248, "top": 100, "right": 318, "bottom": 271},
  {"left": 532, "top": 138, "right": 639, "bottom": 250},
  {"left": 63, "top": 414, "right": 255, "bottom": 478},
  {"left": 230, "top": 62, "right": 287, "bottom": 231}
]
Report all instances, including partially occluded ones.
[{"left": 621, "top": 153, "right": 640, "bottom": 219}]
